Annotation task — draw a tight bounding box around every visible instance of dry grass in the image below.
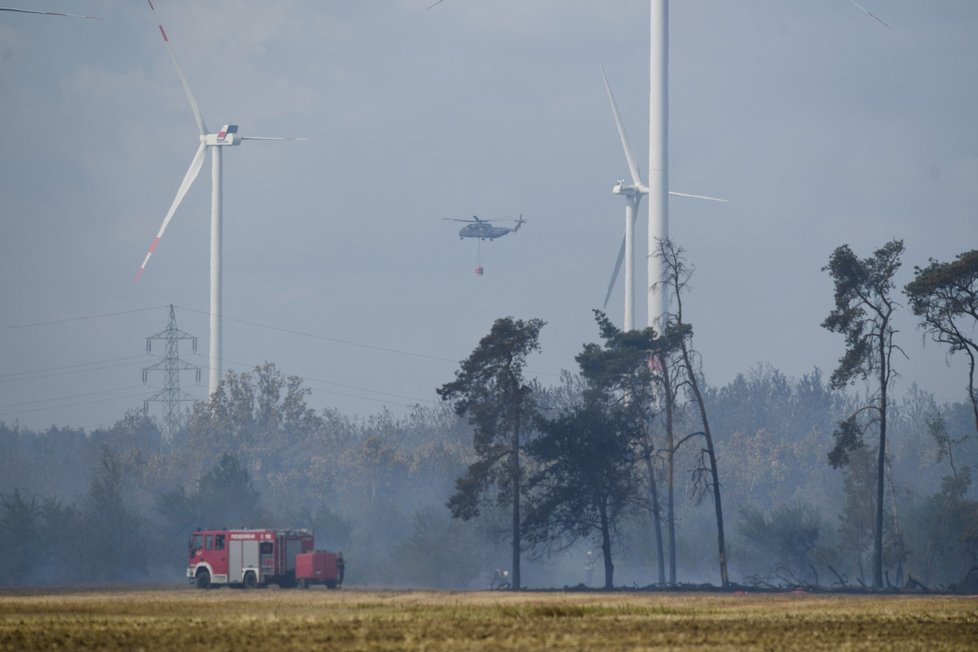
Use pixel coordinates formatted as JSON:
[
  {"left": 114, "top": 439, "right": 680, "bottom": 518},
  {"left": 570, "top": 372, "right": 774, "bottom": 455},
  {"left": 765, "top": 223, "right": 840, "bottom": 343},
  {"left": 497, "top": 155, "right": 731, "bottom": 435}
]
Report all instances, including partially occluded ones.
[{"left": 0, "top": 587, "right": 976, "bottom": 650}]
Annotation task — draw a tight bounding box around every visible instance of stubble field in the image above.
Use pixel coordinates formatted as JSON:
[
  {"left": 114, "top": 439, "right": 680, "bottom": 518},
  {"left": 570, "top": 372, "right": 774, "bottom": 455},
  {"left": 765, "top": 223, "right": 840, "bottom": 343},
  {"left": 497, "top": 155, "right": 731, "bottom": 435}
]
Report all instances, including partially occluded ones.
[{"left": 0, "top": 587, "right": 976, "bottom": 651}]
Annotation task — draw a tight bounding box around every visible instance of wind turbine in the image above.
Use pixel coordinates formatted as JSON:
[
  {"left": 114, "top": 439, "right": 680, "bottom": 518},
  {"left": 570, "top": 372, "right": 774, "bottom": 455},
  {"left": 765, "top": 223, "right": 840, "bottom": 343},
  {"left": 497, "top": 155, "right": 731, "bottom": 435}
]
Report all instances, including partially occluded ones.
[
  {"left": 643, "top": 0, "right": 886, "bottom": 331},
  {"left": 601, "top": 66, "right": 724, "bottom": 332},
  {"left": 136, "top": 0, "right": 305, "bottom": 397}
]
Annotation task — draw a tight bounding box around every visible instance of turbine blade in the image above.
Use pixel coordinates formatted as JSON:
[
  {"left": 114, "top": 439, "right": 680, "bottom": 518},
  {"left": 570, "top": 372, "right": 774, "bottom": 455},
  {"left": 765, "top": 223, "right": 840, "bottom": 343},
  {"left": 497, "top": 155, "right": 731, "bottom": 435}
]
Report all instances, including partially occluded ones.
[
  {"left": 147, "top": 0, "right": 207, "bottom": 136},
  {"left": 0, "top": 7, "right": 99, "bottom": 18},
  {"left": 239, "top": 136, "right": 309, "bottom": 142},
  {"left": 602, "top": 66, "right": 643, "bottom": 188},
  {"left": 668, "top": 191, "right": 728, "bottom": 203},
  {"left": 603, "top": 235, "right": 626, "bottom": 310},
  {"left": 135, "top": 143, "right": 207, "bottom": 281},
  {"left": 846, "top": 0, "right": 892, "bottom": 29}
]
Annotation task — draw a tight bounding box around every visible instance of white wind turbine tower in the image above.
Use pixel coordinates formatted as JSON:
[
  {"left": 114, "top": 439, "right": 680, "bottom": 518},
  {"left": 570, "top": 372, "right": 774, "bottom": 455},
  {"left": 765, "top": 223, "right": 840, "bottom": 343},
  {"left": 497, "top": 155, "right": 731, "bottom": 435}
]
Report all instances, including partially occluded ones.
[
  {"left": 602, "top": 66, "right": 724, "bottom": 332},
  {"left": 136, "top": 0, "right": 305, "bottom": 397},
  {"left": 647, "top": 0, "right": 669, "bottom": 332},
  {"left": 643, "top": 0, "right": 886, "bottom": 331}
]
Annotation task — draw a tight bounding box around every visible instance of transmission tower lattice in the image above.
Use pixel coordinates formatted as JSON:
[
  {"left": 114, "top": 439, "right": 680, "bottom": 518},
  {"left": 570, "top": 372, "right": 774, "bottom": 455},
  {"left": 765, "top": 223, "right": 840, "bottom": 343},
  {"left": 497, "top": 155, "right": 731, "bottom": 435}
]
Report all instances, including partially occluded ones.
[{"left": 143, "top": 304, "right": 201, "bottom": 441}]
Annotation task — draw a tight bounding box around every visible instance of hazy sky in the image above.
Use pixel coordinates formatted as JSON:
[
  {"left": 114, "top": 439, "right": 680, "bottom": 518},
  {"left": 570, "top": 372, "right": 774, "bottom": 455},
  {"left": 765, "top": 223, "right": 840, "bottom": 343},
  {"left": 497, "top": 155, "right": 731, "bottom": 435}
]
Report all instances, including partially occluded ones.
[{"left": 1, "top": 1, "right": 975, "bottom": 431}]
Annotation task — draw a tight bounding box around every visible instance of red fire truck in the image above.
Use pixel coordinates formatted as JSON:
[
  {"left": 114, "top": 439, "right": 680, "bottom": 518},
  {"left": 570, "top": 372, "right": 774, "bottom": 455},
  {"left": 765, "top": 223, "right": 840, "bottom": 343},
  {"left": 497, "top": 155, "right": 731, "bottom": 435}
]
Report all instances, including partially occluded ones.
[{"left": 187, "top": 528, "right": 344, "bottom": 589}]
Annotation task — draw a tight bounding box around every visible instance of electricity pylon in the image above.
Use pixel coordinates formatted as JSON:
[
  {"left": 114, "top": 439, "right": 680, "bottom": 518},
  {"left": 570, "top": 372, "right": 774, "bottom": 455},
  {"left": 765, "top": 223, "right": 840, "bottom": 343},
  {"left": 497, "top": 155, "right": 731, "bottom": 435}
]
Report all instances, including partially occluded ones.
[{"left": 143, "top": 304, "right": 201, "bottom": 442}]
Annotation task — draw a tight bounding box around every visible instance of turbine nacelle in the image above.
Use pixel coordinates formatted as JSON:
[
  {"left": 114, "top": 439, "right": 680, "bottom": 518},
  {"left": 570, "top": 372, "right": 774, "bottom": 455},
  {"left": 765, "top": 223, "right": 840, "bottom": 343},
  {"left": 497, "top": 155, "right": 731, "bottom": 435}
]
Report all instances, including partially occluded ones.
[
  {"left": 612, "top": 180, "right": 646, "bottom": 198},
  {"left": 203, "top": 125, "right": 241, "bottom": 146}
]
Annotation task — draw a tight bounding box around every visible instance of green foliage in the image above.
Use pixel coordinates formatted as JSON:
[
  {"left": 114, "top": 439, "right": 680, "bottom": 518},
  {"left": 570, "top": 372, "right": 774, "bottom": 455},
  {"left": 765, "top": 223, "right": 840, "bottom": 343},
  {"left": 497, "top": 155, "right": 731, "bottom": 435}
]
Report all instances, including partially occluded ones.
[
  {"left": 4, "top": 319, "right": 978, "bottom": 591},
  {"left": 822, "top": 240, "right": 904, "bottom": 589},
  {"left": 828, "top": 415, "right": 866, "bottom": 469},
  {"left": 524, "top": 403, "right": 640, "bottom": 542},
  {"left": 439, "top": 317, "right": 545, "bottom": 473},
  {"left": 440, "top": 319, "right": 544, "bottom": 534},
  {"left": 736, "top": 504, "right": 833, "bottom": 586},
  {"left": 284, "top": 502, "right": 354, "bottom": 552},
  {"left": 837, "top": 447, "right": 876, "bottom": 583},
  {"left": 393, "top": 508, "right": 495, "bottom": 588},
  {"left": 157, "top": 453, "right": 262, "bottom": 532},
  {"left": 822, "top": 240, "right": 904, "bottom": 389},
  {"left": 905, "top": 468, "right": 978, "bottom": 587},
  {"left": 186, "top": 363, "right": 335, "bottom": 495},
  {"left": 439, "top": 316, "right": 545, "bottom": 589},
  {"left": 79, "top": 449, "right": 147, "bottom": 581},
  {"left": 0, "top": 490, "right": 38, "bottom": 584},
  {"left": 197, "top": 453, "right": 262, "bottom": 527},
  {"left": 905, "top": 250, "right": 978, "bottom": 434},
  {"left": 0, "top": 491, "right": 80, "bottom": 585},
  {"left": 905, "top": 250, "right": 978, "bottom": 351},
  {"left": 523, "top": 312, "right": 666, "bottom": 588}
]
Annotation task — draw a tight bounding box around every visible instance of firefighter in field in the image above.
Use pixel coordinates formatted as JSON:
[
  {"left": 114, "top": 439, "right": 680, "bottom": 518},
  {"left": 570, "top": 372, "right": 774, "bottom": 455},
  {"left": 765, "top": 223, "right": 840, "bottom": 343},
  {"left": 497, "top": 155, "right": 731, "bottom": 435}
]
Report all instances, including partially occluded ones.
[{"left": 336, "top": 552, "right": 345, "bottom": 586}]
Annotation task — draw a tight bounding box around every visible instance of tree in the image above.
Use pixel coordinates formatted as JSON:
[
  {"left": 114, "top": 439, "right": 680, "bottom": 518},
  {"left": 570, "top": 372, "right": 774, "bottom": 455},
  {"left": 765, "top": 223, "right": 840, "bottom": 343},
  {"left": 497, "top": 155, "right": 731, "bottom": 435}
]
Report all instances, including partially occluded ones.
[
  {"left": 657, "top": 327, "right": 683, "bottom": 585},
  {"left": 0, "top": 491, "right": 80, "bottom": 585},
  {"left": 154, "top": 453, "right": 262, "bottom": 575},
  {"left": 737, "top": 504, "right": 829, "bottom": 587},
  {"left": 394, "top": 508, "right": 495, "bottom": 588},
  {"left": 184, "top": 363, "right": 333, "bottom": 509},
  {"left": 837, "top": 446, "right": 877, "bottom": 585},
  {"left": 196, "top": 453, "right": 262, "bottom": 527},
  {"left": 905, "top": 250, "right": 978, "bottom": 436},
  {"left": 577, "top": 311, "right": 677, "bottom": 584},
  {"left": 903, "top": 414, "right": 978, "bottom": 587},
  {"left": 0, "top": 490, "right": 38, "bottom": 584},
  {"left": 80, "top": 450, "right": 147, "bottom": 581},
  {"left": 524, "top": 403, "right": 640, "bottom": 588},
  {"left": 657, "top": 240, "right": 729, "bottom": 587},
  {"left": 159, "top": 452, "right": 261, "bottom": 529},
  {"left": 822, "top": 239, "right": 905, "bottom": 589},
  {"left": 523, "top": 312, "right": 660, "bottom": 588},
  {"left": 438, "top": 316, "right": 545, "bottom": 590},
  {"left": 187, "top": 363, "right": 325, "bottom": 457}
]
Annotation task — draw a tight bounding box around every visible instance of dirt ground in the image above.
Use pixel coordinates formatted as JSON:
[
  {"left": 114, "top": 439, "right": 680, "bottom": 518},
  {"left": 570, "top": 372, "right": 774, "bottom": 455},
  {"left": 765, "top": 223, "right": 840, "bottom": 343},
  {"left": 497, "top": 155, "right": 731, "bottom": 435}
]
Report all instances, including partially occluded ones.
[{"left": 0, "top": 586, "right": 976, "bottom": 650}]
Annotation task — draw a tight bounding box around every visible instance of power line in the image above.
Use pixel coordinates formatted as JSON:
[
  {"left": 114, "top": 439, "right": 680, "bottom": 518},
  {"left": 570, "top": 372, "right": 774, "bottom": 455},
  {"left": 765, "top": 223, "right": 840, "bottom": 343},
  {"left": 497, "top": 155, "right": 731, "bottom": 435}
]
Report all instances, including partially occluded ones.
[
  {"left": 0, "top": 306, "right": 168, "bottom": 331},
  {"left": 0, "top": 303, "right": 559, "bottom": 423},
  {"left": 196, "top": 353, "right": 435, "bottom": 407},
  {"left": 0, "top": 385, "right": 150, "bottom": 411},
  {"left": 175, "top": 305, "right": 462, "bottom": 365},
  {"left": 0, "top": 387, "right": 159, "bottom": 419},
  {"left": 2, "top": 303, "right": 560, "bottom": 378},
  {"left": 175, "top": 304, "right": 561, "bottom": 378},
  {"left": 0, "top": 355, "right": 149, "bottom": 382}
]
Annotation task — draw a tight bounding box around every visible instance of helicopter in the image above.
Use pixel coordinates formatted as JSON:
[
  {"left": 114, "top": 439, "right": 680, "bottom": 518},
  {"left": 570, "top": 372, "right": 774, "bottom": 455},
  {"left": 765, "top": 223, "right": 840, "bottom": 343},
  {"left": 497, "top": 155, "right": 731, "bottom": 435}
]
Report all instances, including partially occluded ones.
[{"left": 444, "top": 214, "right": 526, "bottom": 241}]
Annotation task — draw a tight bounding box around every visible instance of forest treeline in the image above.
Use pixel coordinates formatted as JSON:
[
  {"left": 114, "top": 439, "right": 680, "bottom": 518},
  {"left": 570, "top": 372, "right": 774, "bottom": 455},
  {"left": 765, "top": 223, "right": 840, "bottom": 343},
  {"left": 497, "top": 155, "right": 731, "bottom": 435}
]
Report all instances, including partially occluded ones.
[
  {"left": 0, "top": 243, "right": 975, "bottom": 590},
  {"left": 0, "top": 363, "right": 974, "bottom": 589}
]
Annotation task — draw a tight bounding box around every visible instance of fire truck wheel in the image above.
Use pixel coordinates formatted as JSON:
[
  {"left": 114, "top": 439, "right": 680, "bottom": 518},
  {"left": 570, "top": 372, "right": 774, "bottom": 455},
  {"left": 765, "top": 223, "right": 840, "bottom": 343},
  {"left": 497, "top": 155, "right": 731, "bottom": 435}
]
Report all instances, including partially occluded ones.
[
  {"left": 195, "top": 569, "right": 211, "bottom": 590},
  {"left": 243, "top": 571, "right": 258, "bottom": 590}
]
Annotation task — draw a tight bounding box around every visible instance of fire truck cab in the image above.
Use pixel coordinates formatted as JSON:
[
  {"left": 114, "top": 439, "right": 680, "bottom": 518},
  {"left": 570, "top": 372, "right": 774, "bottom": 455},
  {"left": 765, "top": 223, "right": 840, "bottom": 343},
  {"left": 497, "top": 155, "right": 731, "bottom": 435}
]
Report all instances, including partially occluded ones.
[{"left": 188, "top": 528, "right": 313, "bottom": 589}]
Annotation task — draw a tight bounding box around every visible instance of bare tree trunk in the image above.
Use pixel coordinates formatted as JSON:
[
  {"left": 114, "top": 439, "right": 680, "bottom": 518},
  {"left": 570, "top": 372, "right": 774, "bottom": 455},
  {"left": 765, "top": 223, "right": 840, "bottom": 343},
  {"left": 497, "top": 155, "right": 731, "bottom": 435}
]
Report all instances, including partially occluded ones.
[
  {"left": 659, "top": 238, "right": 728, "bottom": 587},
  {"left": 967, "top": 347, "right": 978, "bottom": 438},
  {"left": 873, "top": 339, "right": 887, "bottom": 590},
  {"left": 681, "top": 340, "right": 729, "bottom": 587},
  {"left": 599, "top": 501, "right": 614, "bottom": 589},
  {"left": 662, "top": 358, "right": 677, "bottom": 586},
  {"left": 512, "top": 389, "right": 522, "bottom": 590},
  {"left": 643, "top": 444, "right": 666, "bottom": 585}
]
